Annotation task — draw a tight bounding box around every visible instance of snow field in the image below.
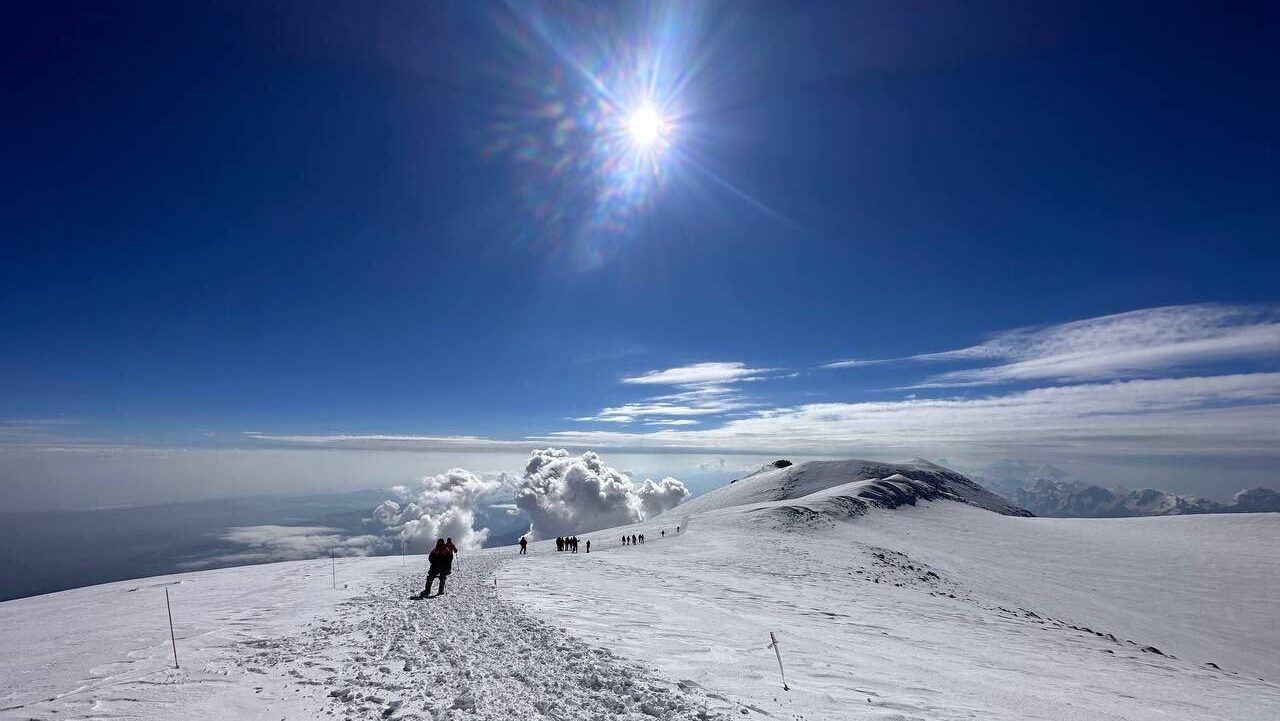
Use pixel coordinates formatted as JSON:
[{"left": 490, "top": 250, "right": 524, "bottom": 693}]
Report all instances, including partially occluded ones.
[{"left": 502, "top": 500, "right": 1280, "bottom": 721}]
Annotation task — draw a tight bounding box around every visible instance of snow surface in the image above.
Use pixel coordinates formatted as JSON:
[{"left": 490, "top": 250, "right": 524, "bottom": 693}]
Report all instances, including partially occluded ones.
[
  {"left": 677, "top": 458, "right": 1030, "bottom": 518},
  {"left": 2, "top": 459, "right": 1276, "bottom": 720},
  {"left": 505, "top": 463, "right": 1280, "bottom": 721}
]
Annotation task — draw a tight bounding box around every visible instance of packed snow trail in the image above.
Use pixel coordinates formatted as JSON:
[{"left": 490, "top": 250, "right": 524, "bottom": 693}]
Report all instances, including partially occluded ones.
[
  {"left": 1, "top": 553, "right": 733, "bottom": 720},
  {"left": 237, "top": 553, "right": 729, "bottom": 720}
]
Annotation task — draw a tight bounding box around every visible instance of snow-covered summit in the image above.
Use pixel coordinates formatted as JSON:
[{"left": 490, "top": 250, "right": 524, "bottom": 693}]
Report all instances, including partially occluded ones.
[{"left": 670, "top": 458, "right": 1030, "bottom": 519}]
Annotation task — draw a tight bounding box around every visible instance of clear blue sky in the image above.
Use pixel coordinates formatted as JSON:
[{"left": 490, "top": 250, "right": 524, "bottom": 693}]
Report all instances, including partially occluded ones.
[{"left": 3, "top": 1, "right": 1279, "bottom": 508}]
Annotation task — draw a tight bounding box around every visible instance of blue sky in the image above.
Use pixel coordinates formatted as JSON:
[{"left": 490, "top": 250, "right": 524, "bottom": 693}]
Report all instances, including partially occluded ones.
[{"left": 3, "top": 1, "right": 1279, "bottom": 508}]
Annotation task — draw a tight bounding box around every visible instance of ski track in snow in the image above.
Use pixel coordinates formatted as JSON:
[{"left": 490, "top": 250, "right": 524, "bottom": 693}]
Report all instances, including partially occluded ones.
[
  {"left": 1, "top": 554, "right": 736, "bottom": 721},
  {"left": 226, "top": 554, "right": 731, "bottom": 720}
]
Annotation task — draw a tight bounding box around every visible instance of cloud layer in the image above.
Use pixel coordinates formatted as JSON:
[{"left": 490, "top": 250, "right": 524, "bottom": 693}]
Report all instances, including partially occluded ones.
[
  {"left": 911, "top": 304, "right": 1280, "bottom": 387},
  {"left": 514, "top": 448, "right": 688, "bottom": 538},
  {"left": 542, "top": 372, "right": 1280, "bottom": 459},
  {"left": 206, "top": 525, "right": 388, "bottom": 567}
]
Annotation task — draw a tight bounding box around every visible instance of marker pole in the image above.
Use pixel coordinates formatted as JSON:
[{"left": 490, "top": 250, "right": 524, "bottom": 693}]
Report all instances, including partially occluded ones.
[
  {"left": 768, "top": 632, "right": 789, "bottom": 690},
  {"left": 165, "top": 588, "right": 179, "bottom": 669}
]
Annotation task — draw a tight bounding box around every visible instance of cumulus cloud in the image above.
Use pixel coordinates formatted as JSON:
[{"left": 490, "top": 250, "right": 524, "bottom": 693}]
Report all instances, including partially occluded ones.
[
  {"left": 515, "top": 448, "right": 689, "bottom": 538},
  {"left": 910, "top": 304, "right": 1280, "bottom": 387},
  {"left": 373, "top": 469, "right": 504, "bottom": 551},
  {"left": 195, "top": 525, "right": 388, "bottom": 567}
]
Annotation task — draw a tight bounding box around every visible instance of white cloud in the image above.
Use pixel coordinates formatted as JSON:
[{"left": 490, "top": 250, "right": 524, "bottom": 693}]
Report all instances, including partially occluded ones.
[
  {"left": 820, "top": 359, "right": 893, "bottom": 369},
  {"left": 539, "top": 373, "right": 1280, "bottom": 459},
  {"left": 514, "top": 449, "right": 688, "bottom": 538},
  {"left": 373, "top": 469, "right": 504, "bottom": 550},
  {"left": 644, "top": 419, "right": 699, "bottom": 426},
  {"left": 194, "top": 525, "right": 389, "bottom": 567},
  {"left": 242, "top": 432, "right": 529, "bottom": 450},
  {"left": 574, "top": 398, "right": 753, "bottom": 424},
  {"left": 621, "top": 362, "right": 775, "bottom": 386},
  {"left": 576, "top": 362, "right": 782, "bottom": 425},
  {"left": 911, "top": 304, "right": 1280, "bottom": 387}
]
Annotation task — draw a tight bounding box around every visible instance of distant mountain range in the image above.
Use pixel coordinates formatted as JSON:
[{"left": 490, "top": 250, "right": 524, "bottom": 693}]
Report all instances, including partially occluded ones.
[{"left": 950, "top": 459, "right": 1280, "bottom": 518}]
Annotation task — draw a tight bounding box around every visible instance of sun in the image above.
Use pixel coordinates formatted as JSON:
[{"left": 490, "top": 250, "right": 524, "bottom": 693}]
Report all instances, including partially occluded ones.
[{"left": 626, "top": 105, "right": 667, "bottom": 148}]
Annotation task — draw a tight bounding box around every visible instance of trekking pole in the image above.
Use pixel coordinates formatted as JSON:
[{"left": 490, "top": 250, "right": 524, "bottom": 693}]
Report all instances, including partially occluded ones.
[
  {"left": 165, "top": 587, "right": 179, "bottom": 669},
  {"left": 767, "top": 632, "right": 789, "bottom": 690}
]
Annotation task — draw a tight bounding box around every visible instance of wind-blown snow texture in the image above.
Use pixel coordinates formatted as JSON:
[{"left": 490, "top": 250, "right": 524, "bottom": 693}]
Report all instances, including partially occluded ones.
[
  {"left": 3, "top": 459, "right": 1276, "bottom": 720},
  {"left": 675, "top": 458, "right": 1031, "bottom": 518}
]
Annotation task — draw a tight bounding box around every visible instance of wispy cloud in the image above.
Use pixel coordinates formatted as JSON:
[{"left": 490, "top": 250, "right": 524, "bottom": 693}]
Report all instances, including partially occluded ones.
[
  {"left": 242, "top": 433, "right": 528, "bottom": 451},
  {"left": 909, "top": 304, "right": 1280, "bottom": 387},
  {"left": 621, "top": 361, "right": 776, "bottom": 386},
  {"left": 820, "top": 358, "right": 895, "bottom": 369},
  {"left": 571, "top": 360, "right": 787, "bottom": 425},
  {"left": 541, "top": 373, "right": 1280, "bottom": 459}
]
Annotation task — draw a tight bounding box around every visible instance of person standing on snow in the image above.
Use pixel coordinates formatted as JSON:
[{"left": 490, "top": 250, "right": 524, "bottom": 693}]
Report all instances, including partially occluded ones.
[
  {"left": 518, "top": 536, "right": 528, "bottom": 555},
  {"left": 445, "top": 538, "right": 458, "bottom": 553},
  {"left": 413, "top": 538, "right": 453, "bottom": 598},
  {"left": 585, "top": 540, "right": 591, "bottom": 553}
]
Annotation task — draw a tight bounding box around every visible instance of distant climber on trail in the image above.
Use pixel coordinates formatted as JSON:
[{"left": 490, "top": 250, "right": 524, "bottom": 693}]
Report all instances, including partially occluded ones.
[
  {"left": 412, "top": 538, "right": 453, "bottom": 599},
  {"left": 631, "top": 534, "right": 637, "bottom": 545},
  {"left": 622, "top": 535, "right": 628, "bottom": 546},
  {"left": 661, "top": 530, "right": 665, "bottom": 538},
  {"left": 556, "top": 537, "right": 564, "bottom": 552},
  {"left": 445, "top": 538, "right": 458, "bottom": 554},
  {"left": 639, "top": 534, "right": 644, "bottom": 545},
  {"left": 585, "top": 540, "right": 591, "bottom": 553},
  {"left": 518, "top": 536, "right": 528, "bottom": 555}
]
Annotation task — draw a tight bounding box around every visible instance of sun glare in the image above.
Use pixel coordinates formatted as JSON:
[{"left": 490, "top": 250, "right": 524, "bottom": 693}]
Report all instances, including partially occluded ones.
[{"left": 627, "top": 105, "right": 666, "bottom": 148}]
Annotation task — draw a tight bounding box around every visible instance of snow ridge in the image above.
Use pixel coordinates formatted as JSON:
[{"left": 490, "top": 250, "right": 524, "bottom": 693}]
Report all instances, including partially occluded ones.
[{"left": 671, "top": 458, "right": 1031, "bottom": 520}]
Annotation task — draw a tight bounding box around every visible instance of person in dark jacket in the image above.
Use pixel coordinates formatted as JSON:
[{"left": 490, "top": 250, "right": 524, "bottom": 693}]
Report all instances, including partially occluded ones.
[
  {"left": 518, "top": 536, "right": 528, "bottom": 555},
  {"left": 585, "top": 539, "right": 591, "bottom": 553},
  {"left": 445, "top": 538, "right": 458, "bottom": 553},
  {"left": 413, "top": 538, "right": 454, "bottom": 598}
]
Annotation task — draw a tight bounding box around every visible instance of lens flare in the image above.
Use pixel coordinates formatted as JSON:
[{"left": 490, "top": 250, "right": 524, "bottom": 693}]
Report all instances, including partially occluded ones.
[
  {"left": 627, "top": 105, "right": 667, "bottom": 148},
  {"left": 483, "top": 1, "right": 794, "bottom": 268}
]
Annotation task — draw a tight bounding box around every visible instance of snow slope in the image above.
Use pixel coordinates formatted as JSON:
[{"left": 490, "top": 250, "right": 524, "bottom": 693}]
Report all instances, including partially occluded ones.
[
  {"left": 0, "top": 553, "right": 729, "bottom": 720},
  {"left": 676, "top": 458, "right": 1030, "bottom": 518},
  {"left": 3, "top": 460, "right": 1276, "bottom": 720},
  {"left": 504, "top": 469, "right": 1280, "bottom": 720}
]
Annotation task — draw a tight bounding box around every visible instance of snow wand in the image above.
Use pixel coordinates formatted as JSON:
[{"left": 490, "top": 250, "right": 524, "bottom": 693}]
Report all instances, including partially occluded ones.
[
  {"left": 165, "top": 587, "right": 179, "bottom": 669},
  {"left": 768, "top": 631, "right": 789, "bottom": 690}
]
